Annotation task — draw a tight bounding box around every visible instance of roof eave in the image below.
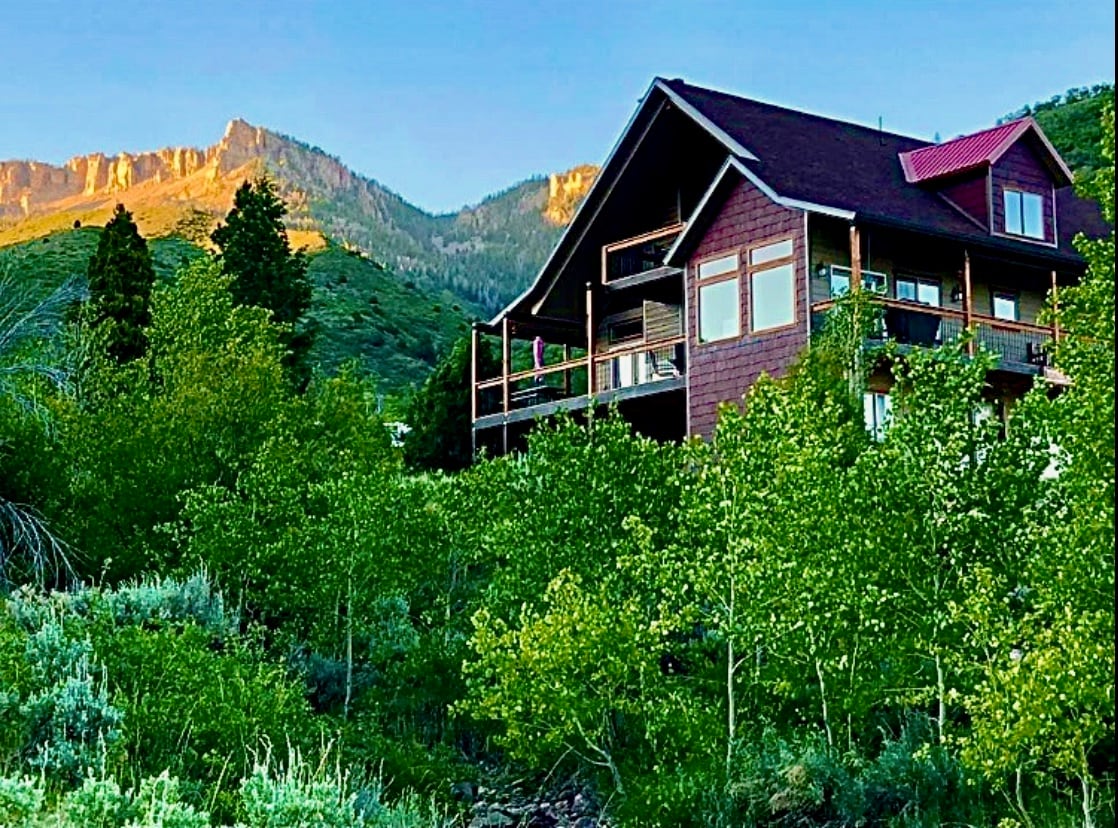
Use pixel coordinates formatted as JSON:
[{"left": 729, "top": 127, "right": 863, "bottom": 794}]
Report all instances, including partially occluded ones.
[{"left": 485, "top": 79, "right": 667, "bottom": 327}]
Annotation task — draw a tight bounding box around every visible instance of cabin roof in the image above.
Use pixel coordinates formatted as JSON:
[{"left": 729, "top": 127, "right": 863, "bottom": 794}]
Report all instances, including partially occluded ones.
[{"left": 489, "top": 78, "right": 1108, "bottom": 328}]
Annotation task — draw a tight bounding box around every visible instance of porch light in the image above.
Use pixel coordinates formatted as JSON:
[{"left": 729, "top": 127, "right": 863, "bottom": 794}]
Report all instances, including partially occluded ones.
[
  {"left": 815, "top": 262, "right": 829, "bottom": 278},
  {"left": 950, "top": 283, "right": 963, "bottom": 303}
]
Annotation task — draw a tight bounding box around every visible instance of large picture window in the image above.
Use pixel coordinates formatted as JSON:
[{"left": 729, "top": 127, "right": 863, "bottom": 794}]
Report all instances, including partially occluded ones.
[
  {"left": 748, "top": 238, "right": 796, "bottom": 333},
  {"left": 697, "top": 251, "right": 740, "bottom": 343},
  {"left": 1004, "top": 189, "right": 1044, "bottom": 239}
]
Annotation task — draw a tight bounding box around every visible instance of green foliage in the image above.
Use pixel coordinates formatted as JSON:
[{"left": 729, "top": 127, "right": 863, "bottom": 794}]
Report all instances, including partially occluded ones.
[
  {"left": 403, "top": 336, "right": 495, "bottom": 472},
  {"left": 0, "top": 252, "right": 81, "bottom": 589},
  {"left": 17, "top": 614, "right": 122, "bottom": 786},
  {"left": 211, "top": 177, "right": 314, "bottom": 386},
  {"left": 305, "top": 245, "right": 473, "bottom": 393},
  {"left": 86, "top": 204, "right": 157, "bottom": 364},
  {"left": 0, "top": 774, "right": 43, "bottom": 827}
]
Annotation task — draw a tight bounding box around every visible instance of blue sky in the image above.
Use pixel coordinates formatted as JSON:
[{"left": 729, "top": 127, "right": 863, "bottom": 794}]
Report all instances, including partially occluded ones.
[{"left": 1, "top": 0, "right": 1113, "bottom": 213}]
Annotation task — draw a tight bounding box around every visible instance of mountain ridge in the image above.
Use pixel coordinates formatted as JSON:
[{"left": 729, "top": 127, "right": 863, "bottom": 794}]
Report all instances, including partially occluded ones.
[{"left": 0, "top": 119, "right": 599, "bottom": 314}]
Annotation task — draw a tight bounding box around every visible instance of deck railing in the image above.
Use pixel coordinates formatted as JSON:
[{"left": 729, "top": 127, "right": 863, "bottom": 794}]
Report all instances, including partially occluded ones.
[
  {"left": 811, "top": 297, "right": 1056, "bottom": 369},
  {"left": 602, "top": 223, "right": 685, "bottom": 284},
  {"left": 473, "top": 335, "right": 686, "bottom": 421}
]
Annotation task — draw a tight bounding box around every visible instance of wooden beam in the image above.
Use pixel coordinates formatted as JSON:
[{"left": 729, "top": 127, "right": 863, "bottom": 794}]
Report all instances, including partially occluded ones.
[
  {"left": 501, "top": 317, "right": 511, "bottom": 416},
  {"left": 1050, "top": 269, "right": 1060, "bottom": 342},
  {"left": 963, "top": 250, "right": 975, "bottom": 356},
  {"left": 585, "top": 282, "right": 595, "bottom": 394},
  {"left": 849, "top": 225, "right": 862, "bottom": 292},
  {"left": 470, "top": 325, "right": 479, "bottom": 459},
  {"left": 470, "top": 325, "right": 479, "bottom": 425},
  {"left": 562, "top": 344, "right": 571, "bottom": 396}
]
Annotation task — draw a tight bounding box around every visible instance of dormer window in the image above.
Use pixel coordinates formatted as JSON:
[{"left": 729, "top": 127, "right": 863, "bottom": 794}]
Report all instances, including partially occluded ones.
[{"left": 1004, "top": 189, "right": 1044, "bottom": 239}]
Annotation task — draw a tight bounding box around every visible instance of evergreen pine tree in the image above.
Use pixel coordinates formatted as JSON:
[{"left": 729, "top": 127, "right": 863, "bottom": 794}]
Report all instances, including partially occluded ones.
[
  {"left": 211, "top": 177, "right": 314, "bottom": 386},
  {"left": 86, "top": 203, "right": 156, "bottom": 363}
]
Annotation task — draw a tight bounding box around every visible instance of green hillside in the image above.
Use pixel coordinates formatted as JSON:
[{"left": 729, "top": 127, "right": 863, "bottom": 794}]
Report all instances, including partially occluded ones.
[
  {"left": 0, "top": 229, "right": 473, "bottom": 393},
  {"left": 305, "top": 244, "right": 473, "bottom": 390}
]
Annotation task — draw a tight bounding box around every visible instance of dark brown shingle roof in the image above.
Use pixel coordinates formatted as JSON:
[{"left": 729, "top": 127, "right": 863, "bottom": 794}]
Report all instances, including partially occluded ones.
[{"left": 660, "top": 78, "right": 1107, "bottom": 262}]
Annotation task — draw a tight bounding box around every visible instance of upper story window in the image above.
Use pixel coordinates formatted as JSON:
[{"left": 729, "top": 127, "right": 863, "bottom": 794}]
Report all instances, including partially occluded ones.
[
  {"left": 828, "top": 265, "right": 887, "bottom": 298},
  {"left": 748, "top": 238, "right": 796, "bottom": 333},
  {"left": 1004, "top": 189, "right": 1045, "bottom": 239},
  {"left": 992, "top": 291, "right": 1019, "bottom": 321},
  {"left": 697, "top": 251, "right": 740, "bottom": 343},
  {"left": 895, "top": 275, "right": 941, "bottom": 307}
]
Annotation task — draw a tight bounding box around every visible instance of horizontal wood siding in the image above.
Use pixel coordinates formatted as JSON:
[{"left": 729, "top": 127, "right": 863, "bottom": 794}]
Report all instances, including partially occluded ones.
[
  {"left": 643, "top": 300, "right": 683, "bottom": 339},
  {"left": 991, "top": 138, "right": 1056, "bottom": 242},
  {"left": 687, "top": 177, "right": 806, "bottom": 438},
  {"left": 939, "top": 171, "right": 989, "bottom": 227}
]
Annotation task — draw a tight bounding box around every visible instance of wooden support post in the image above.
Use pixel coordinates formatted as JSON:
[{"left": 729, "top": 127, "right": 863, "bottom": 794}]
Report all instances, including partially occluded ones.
[
  {"left": 501, "top": 317, "right": 511, "bottom": 416},
  {"left": 963, "top": 250, "right": 974, "bottom": 356},
  {"left": 562, "top": 344, "right": 571, "bottom": 396},
  {"left": 1050, "top": 269, "right": 1060, "bottom": 342},
  {"left": 470, "top": 324, "right": 479, "bottom": 457},
  {"left": 585, "top": 282, "right": 595, "bottom": 394},
  {"left": 849, "top": 225, "right": 862, "bottom": 292}
]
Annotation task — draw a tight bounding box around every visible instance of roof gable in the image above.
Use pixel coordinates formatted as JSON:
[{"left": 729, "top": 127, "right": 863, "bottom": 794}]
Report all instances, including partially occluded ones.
[{"left": 898, "top": 117, "right": 1073, "bottom": 186}]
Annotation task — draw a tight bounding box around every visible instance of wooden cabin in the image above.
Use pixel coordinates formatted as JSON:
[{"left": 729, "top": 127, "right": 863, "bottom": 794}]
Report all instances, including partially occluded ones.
[{"left": 472, "top": 78, "right": 1108, "bottom": 454}]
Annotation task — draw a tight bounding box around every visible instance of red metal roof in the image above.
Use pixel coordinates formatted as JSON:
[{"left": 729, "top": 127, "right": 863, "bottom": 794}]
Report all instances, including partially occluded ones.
[{"left": 899, "top": 119, "right": 1033, "bottom": 183}]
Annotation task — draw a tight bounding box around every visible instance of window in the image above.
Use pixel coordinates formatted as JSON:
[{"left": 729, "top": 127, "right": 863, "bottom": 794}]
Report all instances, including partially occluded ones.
[
  {"left": 608, "top": 317, "right": 643, "bottom": 344},
  {"left": 1004, "top": 189, "right": 1044, "bottom": 239},
  {"left": 698, "top": 253, "right": 738, "bottom": 279},
  {"left": 828, "top": 265, "right": 887, "bottom": 298},
  {"left": 863, "top": 391, "right": 892, "bottom": 441},
  {"left": 697, "top": 251, "right": 740, "bottom": 343},
  {"left": 895, "top": 276, "right": 941, "bottom": 306},
  {"left": 992, "top": 291, "right": 1018, "bottom": 321},
  {"left": 749, "top": 238, "right": 796, "bottom": 333}
]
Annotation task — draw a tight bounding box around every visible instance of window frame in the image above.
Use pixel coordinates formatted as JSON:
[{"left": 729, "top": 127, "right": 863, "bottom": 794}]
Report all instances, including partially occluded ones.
[
  {"left": 695, "top": 249, "right": 742, "bottom": 345},
  {"left": 746, "top": 235, "right": 798, "bottom": 335},
  {"left": 990, "top": 289, "right": 1019, "bottom": 322},
  {"left": 1003, "top": 188, "right": 1045, "bottom": 240},
  {"left": 894, "top": 274, "right": 942, "bottom": 307},
  {"left": 863, "top": 390, "right": 892, "bottom": 441}
]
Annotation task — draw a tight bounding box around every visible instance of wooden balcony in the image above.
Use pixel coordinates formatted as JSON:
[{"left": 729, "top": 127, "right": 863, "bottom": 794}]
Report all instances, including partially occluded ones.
[
  {"left": 810, "top": 296, "right": 1062, "bottom": 376},
  {"left": 601, "top": 223, "right": 685, "bottom": 286},
  {"left": 472, "top": 335, "right": 686, "bottom": 431}
]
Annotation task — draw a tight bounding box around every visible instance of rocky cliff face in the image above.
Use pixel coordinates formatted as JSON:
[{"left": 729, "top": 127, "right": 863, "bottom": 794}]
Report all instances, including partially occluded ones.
[
  {"left": 1, "top": 120, "right": 599, "bottom": 312},
  {"left": 544, "top": 165, "right": 597, "bottom": 225},
  {"left": 0, "top": 120, "right": 288, "bottom": 220}
]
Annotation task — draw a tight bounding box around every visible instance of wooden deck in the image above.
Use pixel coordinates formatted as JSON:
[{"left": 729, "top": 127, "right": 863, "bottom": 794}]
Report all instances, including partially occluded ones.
[{"left": 473, "top": 374, "right": 686, "bottom": 431}]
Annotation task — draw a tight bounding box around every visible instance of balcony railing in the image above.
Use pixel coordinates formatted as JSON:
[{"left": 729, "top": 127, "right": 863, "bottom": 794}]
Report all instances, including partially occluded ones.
[
  {"left": 602, "top": 223, "right": 685, "bottom": 284},
  {"left": 474, "top": 335, "right": 686, "bottom": 423},
  {"left": 811, "top": 297, "right": 1057, "bottom": 371},
  {"left": 595, "top": 338, "right": 686, "bottom": 392}
]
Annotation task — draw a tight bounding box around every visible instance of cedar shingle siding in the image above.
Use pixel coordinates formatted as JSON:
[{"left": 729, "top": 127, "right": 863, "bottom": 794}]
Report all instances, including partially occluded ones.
[
  {"left": 687, "top": 177, "right": 806, "bottom": 438},
  {"left": 991, "top": 139, "right": 1056, "bottom": 242}
]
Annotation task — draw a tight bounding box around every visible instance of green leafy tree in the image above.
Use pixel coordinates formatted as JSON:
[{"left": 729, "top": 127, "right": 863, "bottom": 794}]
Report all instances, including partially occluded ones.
[
  {"left": 959, "top": 102, "right": 1115, "bottom": 828},
  {"left": 87, "top": 204, "right": 156, "bottom": 364},
  {"left": 211, "top": 177, "right": 314, "bottom": 386},
  {"left": 403, "top": 334, "right": 496, "bottom": 472},
  {"left": 54, "top": 258, "right": 290, "bottom": 579}
]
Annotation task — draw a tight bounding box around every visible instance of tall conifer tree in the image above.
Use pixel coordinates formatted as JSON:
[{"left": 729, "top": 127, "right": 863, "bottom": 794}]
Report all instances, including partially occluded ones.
[
  {"left": 211, "top": 177, "right": 313, "bottom": 386},
  {"left": 86, "top": 203, "right": 156, "bottom": 363}
]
